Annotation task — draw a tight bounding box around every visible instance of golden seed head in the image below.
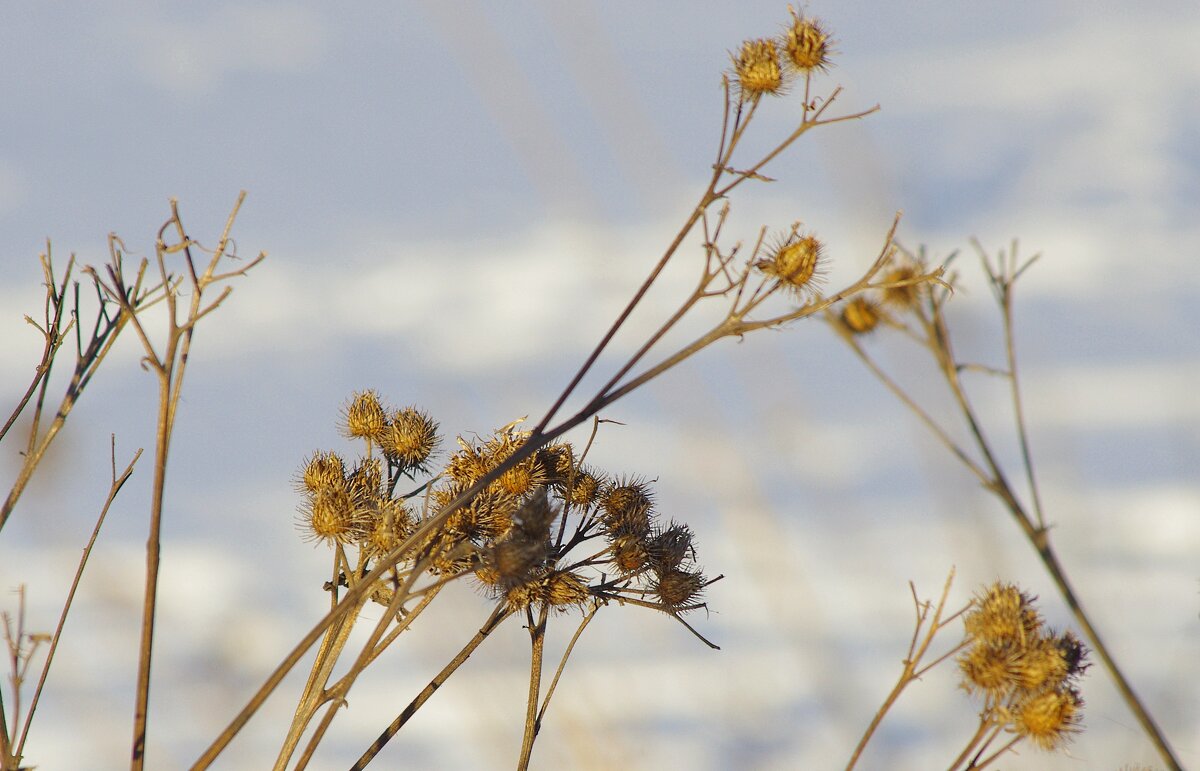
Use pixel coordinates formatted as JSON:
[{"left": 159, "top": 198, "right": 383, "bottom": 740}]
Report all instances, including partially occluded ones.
[
  {"left": 841, "top": 296, "right": 882, "bottom": 334},
  {"left": 611, "top": 534, "right": 651, "bottom": 576},
  {"left": 782, "top": 11, "right": 832, "bottom": 73},
  {"left": 733, "top": 38, "right": 784, "bottom": 98},
  {"left": 497, "top": 454, "right": 550, "bottom": 497},
  {"left": 380, "top": 407, "right": 440, "bottom": 470},
  {"left": 538, "top": 444, "right": 575, "bottom": 485},
  {"left": 1012, "top": 637, "right": 1071, "bottom": 692},
  {"left": 299, "top": 451, "right": 347, "bottom": 494},
  {"left": 347, "top": 458, "right": 384, "bottom": 507},
  {"left": 964, "top": 583, "right": 1042, "bottom": 646},
  {"left": 600, "top": 479, "right": 654, "bottom": 537},
  {"left": 564, "top": 468, "right": 602, "bottom": 507},
  {"left": 364, "top": 498, "right": 413, "bottom": 556},
  {"left": 446, "top": 441, "right": 489, "bottom": 485},
  {"left": 959, "top": 641, "right": 1022, "bottom": 696},
  {"left": 881, "top": 263, "right": 924, "bottom": 308},
  {"left": 544, "top": 571, "right": 590, "bottom": 609},
  {"left": 756, "top": 233, "right": 824, "bottom": 298},
  {"left": 304, "top": 487, "right": 365, "bottom": 546},
  {"left": 1009, "top": 687, "right": 1083, "bottom": 750},
  {"left": 342, "top": 390, "right": 387, "bottom": 441},
  {"left": 504, "top": 582, "right": 537, "bottom": 613},
  {"left": 653, "top": 568, "right": 705, "bottom": 610}
]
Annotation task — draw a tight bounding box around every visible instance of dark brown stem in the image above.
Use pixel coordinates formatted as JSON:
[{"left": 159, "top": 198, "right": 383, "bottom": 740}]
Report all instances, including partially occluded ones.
[{"left": 348, "top": 605, "right": 511, "bottom": 770}]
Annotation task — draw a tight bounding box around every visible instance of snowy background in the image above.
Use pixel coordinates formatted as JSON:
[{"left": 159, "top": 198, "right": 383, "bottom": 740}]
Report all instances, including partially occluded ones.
[{"left": 2, "top": 1, "right": 1198, "bottom": 769}]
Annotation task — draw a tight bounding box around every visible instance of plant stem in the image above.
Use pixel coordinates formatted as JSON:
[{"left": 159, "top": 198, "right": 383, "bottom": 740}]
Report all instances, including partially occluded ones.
[{"left": 348, "top": 605, "right": 511, "bottom": 770}]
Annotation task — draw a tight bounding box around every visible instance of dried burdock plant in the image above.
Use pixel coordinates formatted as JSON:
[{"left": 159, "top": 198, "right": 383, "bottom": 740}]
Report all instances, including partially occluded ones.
[
  {"left": 827, "top": 241, "right": 1182, "bottom": 769},
  {"left": 847, "top": 572, "right": 1090, "bottom": 770},
  {"left": 190, "top": 9, "right": 949, "bottom": 770},
  {"left": 5, "top": 5, "right": 1174, "bottom": 771},
  {"left": 278, "top": 402, "right": 721, "bottom": 770}
]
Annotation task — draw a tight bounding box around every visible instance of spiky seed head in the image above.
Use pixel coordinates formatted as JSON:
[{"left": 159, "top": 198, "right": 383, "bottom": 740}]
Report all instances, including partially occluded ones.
[
  {"left": 612, "top": 535, "right": 650, "bottom": 576},
  {"left": 348, "top": 458, "right": 383, "bottom": 506},
  {"left": 564, "top": 468, "right": 602, "bottom": 507},
  {"left": 1009, "top": 687, "right": 1083, "bottom": 750},
  {"left": 959, "top": 640, "right": 1022, "bottom": 696},
  {"left": 756, "top": 233, "right": 824, "bottom": 297},
  {"left": 733, "top": 38, "right": 784, "bottom": 98},
  {"left": 365, "top": 498, "right": 413, "bottom": 556},
  {"left": 514, "top": 490, "right": 557, "bottom": 540},
  {"left": 486, "top": 539, "right": 545, "bottom": 588},
  {"left": 965, "top": 583, "right": 1042, "bottom": 646},
  {"left": 653, "top": 568, "right": 705, "bottom": 610},
  {"left": 380, "top": 407, "right": 440, "bottom": 470},
  {"left": 299, "top": 451, "right": 347, "bottom": 494},
  {"left": 538, "top": 444, "right": 575, "bottom": 485},
  {"left": 782, "top": 11, "right": 832, "bottom": 73},
  {"left": 342, "top": 390, "right": 387, "bottom": 441},
  {"left": 1012, "top": 637, "right": 1072, "bottom": 692},
  {"left": 600, "top": 479, "right": 654, "bottom": 538},
  {"left": 1054, "top": 631, "right": 1089, "bottom": 677},
  {"left": 648, "top": 522, "right": 694, "bottom": 572},
  {"left": 497, "top": 454, "right": 550, "bottom": 496},
  {"left": 881, "top": 263, "right": 924, "bottom": 308},
  {"left": 304, "top": 487, "right": 364, "bottom": 546},
  {"left": 446, "top": 441, "right": 489, "bottom": 485},
  {"left": 544, "top": 571, "right": 590, "bottom": 609},
  {"left": 841, "top": 296, "right": 881, "bottom": 334}
]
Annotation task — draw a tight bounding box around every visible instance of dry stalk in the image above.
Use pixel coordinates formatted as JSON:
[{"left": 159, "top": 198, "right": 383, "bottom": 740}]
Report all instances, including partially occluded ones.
[
  {"left": 830, "top": 242, "right": 1181, "bottom": 769},
  {"left": 91, "top": 193, "right": 264, "bottom": 770}
]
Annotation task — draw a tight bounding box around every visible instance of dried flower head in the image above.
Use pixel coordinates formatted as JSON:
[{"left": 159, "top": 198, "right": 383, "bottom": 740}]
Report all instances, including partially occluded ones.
[
  {"left": 647, "top": 522, "right": 695, "bottom": 572},
  {"left": 497, "top": 453, "right": 550, "bottom": 496},
  {"left": 563, "top": 467, "right": 602, "bottom": 507},
  {"left": 298, "top": 451, "right": 347, "bottom": 494},
  {"left": 302, "top": 487, "right": 367, "bottom": 546},
  {"left": 538, "top": 444, "right": 575, "bottom": 485},
  {"left": 380, "top": 407, "right": 440, "bottom": 471},
  {"left": 756, "top": 232, "right": 824, "bottom": 299},
  {"left": 841, "top": 296, "right": 881, "bottom": 334},
  {"left": 959, "top": 639, "right": 1022, "bottom": 696},
  {"left": 342, "top": 390, "right": 387, "bottom": 441},
  {"left": 733, "top": 38, "right": 784, "bottom": 98},
  {"left": 543, "top": 570, "right": 590, "bottom": 609},
  {"left": 782, "top": 9, "right": 832, "bottom": 73},
  {"left": 964, "top": 583, "right": 1041, "bottom": 646},
  {"left": 1008, "top": 687, "right": 1084, "bottom": 750},
  {"left": 653, "top": 568, "right": 706, "bottom": 610},
  {"left": 364, "top": 498, "right": 414, "bottom": 556},
  {"left": 611, "top": 534, "right": 651, "bottom": 576},
  {"left": 348, "top": 457, "right": 384, "bottom": 507},
  {"left": 600, "top": 478, "right": 654, "bottom": 537},
  {"left": 482, "top": 538, "right": 546, "bottom": 589},
  {"left": 958, "top": 581, "right": 1090, "bottom": 754},
  {"left": 881, "top": 262, "right": 925, "bottom": 309}
]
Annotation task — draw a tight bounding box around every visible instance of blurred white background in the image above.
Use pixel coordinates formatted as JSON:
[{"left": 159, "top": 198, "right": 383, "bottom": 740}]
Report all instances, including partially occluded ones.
[{"left": 2, "top": 2, "right": 1198, "bottom": 768}]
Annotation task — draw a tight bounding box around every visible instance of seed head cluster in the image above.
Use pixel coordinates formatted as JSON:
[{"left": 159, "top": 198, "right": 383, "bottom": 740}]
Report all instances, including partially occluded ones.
[
  {"left": 731, "top": 9, "right": 833, "bottom": 99},
  {"left": 298, "top": 392, "right": 714, "bottom": 621},
  {"left": 837, "top": 251, "right": 942, "bottom": 337},
  {"left": 958, "top": 583, "right": 1089, "bottom": 751}
]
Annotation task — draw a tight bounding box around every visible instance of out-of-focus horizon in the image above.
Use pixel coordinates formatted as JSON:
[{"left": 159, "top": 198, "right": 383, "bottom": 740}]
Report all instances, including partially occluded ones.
[{"left": 1, "top": 2, "right": 1197, "bottom": 769}]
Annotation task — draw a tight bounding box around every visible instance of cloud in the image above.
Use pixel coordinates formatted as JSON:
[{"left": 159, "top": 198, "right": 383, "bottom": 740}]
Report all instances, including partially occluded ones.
[{"left": 120, "top": 3, "right": 329, "bottom": 95}]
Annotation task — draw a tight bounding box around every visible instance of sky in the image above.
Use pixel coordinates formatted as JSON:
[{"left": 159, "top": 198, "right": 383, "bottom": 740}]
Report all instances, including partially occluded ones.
[{"left": 2, "top": 2, "right": 1199, "bottom": 769}]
